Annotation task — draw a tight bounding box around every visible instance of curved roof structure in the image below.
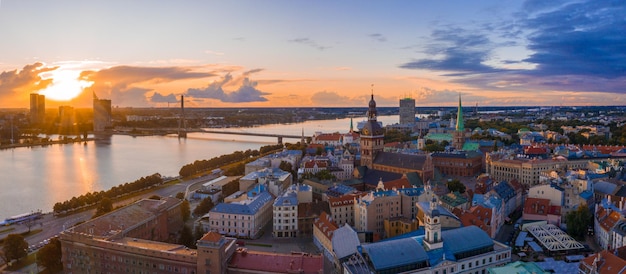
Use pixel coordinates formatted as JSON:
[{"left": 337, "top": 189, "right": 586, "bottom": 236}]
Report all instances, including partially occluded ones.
[
  {"left": 442, "top": 225, "right": 493, "bottom": 256},
  {"left": 362, "top": 237, "right": 428, "bottom": 271}
]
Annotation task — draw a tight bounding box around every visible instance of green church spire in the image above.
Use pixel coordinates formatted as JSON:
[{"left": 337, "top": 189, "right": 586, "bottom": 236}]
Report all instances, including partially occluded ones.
[
  {"left": 456, "top": 94, "right": 464, "bottom": 131},
  {"left": 350, "top": 117, "right": 354, "bottom": 132}
]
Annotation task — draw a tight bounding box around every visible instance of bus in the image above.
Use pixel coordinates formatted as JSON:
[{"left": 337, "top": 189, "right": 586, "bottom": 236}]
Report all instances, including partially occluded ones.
[{"left": 0, "top": 210, "right": 42, "bottom": 226}]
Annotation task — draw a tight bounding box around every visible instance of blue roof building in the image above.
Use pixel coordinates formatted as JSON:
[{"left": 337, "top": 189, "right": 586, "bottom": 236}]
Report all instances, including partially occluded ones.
[
  {"left": 209, "top": 188, "right": 274, "bottom": 239},
  {"left": 352, "top": 225, "right": 512, "bottom": 274},
  {"left": 361, "top": 237, "right": 429, "bottom": 272}
]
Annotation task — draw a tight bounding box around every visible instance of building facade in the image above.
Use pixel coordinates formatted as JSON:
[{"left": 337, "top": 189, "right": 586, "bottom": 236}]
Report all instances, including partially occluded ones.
[
  {"left": 93, "top": 92, "right": 112, "bottom": 132},
  {"left": 486, "top": 155, "right": 589, "bottom": 186},
  {"left": 59, "top": 198, "right": 192, "bottom": 273},
  {"left": 208, "top": 188, "right": 273, "bottom": 239},
  {"left": 360, "top": 93, "right": 384, "bottom": 169},
  {"left": 432, "top": 151, "right": 483, "bottom": 177},
  {"left": 399, "top": 97, "right": 416, "bottom": 125},
  {"left": 354, "top": 190, "right": 402, "bottom": 239},
  {"left": 29, "top": 93, "right": 45, "bottom": 125}
]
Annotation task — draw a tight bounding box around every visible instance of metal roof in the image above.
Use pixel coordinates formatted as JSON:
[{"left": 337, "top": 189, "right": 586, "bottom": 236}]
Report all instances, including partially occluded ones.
[
  {"left": 441, "top": 225, "right": 494, "bottom": 256},
  {"left": 362, "top": 237, "right": 429, "bottom": 271},
  {"left": 211, "top": 191, "right": 273, "bottom": 215},
  {"left": 332, "top": 224, "right": 361, "bottom": 260},
  {"left": 526, "top": 224, "right": 584, "bottom": 251}
]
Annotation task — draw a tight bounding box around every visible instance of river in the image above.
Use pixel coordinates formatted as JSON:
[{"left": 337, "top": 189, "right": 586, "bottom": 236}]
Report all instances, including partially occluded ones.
[{"left": 0, "top": 115, "right": 399, "bottom": 219}]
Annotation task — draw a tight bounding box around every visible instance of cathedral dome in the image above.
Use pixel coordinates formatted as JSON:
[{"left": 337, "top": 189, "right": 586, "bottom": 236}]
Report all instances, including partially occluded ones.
[
  {"left": 361, "top": 120, "right": 383, "bottom": 136},
  {"left": 369, "top": 96, "right": 376, "bottom": 108}
]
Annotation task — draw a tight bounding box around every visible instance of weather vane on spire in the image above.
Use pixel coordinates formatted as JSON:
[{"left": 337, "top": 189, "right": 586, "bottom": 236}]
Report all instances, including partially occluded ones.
[{"left": 371, "top": 84, "right": 374, "bottom": 95}]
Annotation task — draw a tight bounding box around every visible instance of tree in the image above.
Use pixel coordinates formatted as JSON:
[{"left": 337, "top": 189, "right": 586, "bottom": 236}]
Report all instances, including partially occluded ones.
[
  {"left": 278, "top": 161, "right": 293, "bottom": 173},
  {"left": 193, "top": 197, "right": 215, "bottom": 217},
  {"left": 315, "top": 170, "right": 336, "bottom": 181},
  {"left": 175, "top": 192, "right": 185, "bottom": 200},
  {"left": 24, "top": 217, "right": 38, "bottom": 233},
  {"left": 0, "top": 249, "right": 6, "bottom": 265},
  {"left": 2, "top": 234, "right": 28, "bottom": 262},
  {"left": 566, "top": 204, "right": 592, "bottom": 240},
  {"left": 178, "top": 225, "right": 195, "bottom": 248},
  {"left": 423, "top": 143, "right": 445, "bottom": 152},
  {"left": 279, "top": 161, "right": 296, "bottom": 179},
  {"left": 194, "top": 225, "right": 206, "bottom": 243},
  {"left": 446, "top": 179, "right": 466, "bottom": 194},
  {"left": 36, "top": 237, "right": 63, "bottom": 272},
  {"left": 93, "top": 197, "right": 113, "bottom": 218},
  {"left": 181, "top": 200, "right": 191, "bottom": 222}
]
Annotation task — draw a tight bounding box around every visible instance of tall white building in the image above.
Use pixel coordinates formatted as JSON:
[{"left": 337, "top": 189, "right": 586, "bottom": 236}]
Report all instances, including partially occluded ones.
[{"left": 272, "top": 184, "right": 312, "bottom": 238}]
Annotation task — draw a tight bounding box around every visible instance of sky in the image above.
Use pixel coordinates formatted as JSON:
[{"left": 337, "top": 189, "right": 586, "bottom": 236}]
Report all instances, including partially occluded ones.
[{"left": 0, "top": 0, "right": 625, "bottom": 108}]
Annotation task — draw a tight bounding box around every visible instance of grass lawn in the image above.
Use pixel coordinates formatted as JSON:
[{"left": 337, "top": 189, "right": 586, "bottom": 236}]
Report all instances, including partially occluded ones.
[
  {"left": 0, "top": 227, "right": 15, "bottom": 234},
  {"left": 5, "top": 252, "right": 37, "bottom": 271}
]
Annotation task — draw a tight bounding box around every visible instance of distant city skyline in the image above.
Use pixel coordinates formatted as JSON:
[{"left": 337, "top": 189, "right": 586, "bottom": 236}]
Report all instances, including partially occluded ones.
[{"left": 0, "top": 0, "right": 625, "bottom": 108}]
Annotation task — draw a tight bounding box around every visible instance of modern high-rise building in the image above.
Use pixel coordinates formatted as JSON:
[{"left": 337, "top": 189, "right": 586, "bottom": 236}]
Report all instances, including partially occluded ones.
[
  {"left": 58, "top": 106, "right": 75, "bottom": 129},
  {"left": 29, "top": 93, "right": 45, "bottom": 124},
  {"left": 93, "top": 92, "right": 112, "bottom": 132},
  {"left": 399, "top": 97, "right": 415, "bottom": 125}
]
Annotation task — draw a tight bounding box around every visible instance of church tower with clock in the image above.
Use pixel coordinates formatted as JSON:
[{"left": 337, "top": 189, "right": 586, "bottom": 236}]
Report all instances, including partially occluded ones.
[{"left": 360, "top": 88, "right": 384, "bottom": 169}]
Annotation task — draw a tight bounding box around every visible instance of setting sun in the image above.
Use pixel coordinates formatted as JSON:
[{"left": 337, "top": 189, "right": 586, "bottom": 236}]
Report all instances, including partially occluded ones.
[{"left": 40, "top": 67, "right": 93, "bottom": 101}]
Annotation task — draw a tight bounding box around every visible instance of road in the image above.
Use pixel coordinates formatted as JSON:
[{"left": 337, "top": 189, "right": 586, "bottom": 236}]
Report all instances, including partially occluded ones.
[{"left": 0, "top": 174, "right": 218, "bottom": 252}]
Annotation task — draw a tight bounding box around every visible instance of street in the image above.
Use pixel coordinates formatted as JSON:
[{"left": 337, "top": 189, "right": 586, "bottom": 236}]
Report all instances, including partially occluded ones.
[{"left": 1, "top": 174, "right": 219, "bottom": 252}]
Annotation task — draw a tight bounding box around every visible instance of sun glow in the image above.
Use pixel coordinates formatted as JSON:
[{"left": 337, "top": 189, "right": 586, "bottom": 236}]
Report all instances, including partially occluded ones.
[{"left": 40, "top": 67, "right": 93, "bottom": 101}]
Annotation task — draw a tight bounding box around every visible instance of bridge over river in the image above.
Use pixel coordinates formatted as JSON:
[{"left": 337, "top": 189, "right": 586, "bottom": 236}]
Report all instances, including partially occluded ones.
[
  {"left": 191, "top": 129, "right": 305, "bottom": 144},
  {"left": 117, "top": 127, "right": 308, "bottom": 144}
]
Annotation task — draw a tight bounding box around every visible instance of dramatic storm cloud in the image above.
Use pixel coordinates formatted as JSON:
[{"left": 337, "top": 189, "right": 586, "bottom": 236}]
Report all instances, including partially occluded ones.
[
  {"left": 79, "top": 65, "right": 213, "bottom": 106},
  {"left": 186, "top": 73, "right": 270, "bottom": 103},
  {"left": 150, "top": 92, "right": 178, "bottom": 103},
  {"left": 399, "top": 0, "right": 626, "bottom": 95},
  {"left": 0, "top": 63, "right": 56, "bottom": 105}
]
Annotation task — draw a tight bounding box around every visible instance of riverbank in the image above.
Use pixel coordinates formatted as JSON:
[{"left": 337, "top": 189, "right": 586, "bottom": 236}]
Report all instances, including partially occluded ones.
[{"left": 0, "top": 138, "right": 94, "bottom": 150}]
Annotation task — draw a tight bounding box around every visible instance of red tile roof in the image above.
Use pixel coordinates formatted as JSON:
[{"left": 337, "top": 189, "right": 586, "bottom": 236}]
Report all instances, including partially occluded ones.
[
  {"left": 600, "top": 211, "right": 622, "bottom": 231},
  {"left": 524, "top": 197, "right": 551, "bottom": 216},
  {"left": 582, "top": 145, "right": 626, "bottom": 154},
  {"left": 304, "top": 160, "right": 328, "bottom": 168},
  {"left": 307, "top": 143, "right": 325, "bottom": 149},
  {"left": 524, "top": 146, "right": 549, "bottom": 155},
  {"left": 580, "top": 250, "right": 626, "bottom": 274},
  {"left": 328, "top": 194, "right": 358, "bottom": 208},
  {"left": 455, "top": 206, "right": 491, "bottom": 236},
  {"left": 229, "top": 249, "right": 323, "bottom": 274},
  {"left": 384, "top": 142, "right": 403, "bottom": 148},
  {"left": 313, "top": 212, "right": 338, "bottom": 241},
  {"left": 596, "top": 207, "right": 608, "bottom": 220},
  {"left": 315, "top": 133, "right": 342, "bottom": 141},
  {"left": 384, "top": 177, "right": 412, "bottom": 190},
  {"left": 200, "top": 231, "right": 222, "bottom": 242},
  {"left": 508, "top": 179, "right": 523, "bottom": 192}
]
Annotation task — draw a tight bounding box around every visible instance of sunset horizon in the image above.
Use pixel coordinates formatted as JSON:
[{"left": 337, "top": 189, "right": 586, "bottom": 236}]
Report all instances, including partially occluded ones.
[{"left": 1, "top": 0, "right": 625, "bottom": 108}]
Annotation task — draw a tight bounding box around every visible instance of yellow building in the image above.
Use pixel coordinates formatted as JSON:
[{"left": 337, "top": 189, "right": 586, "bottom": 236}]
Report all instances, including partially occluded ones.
[{"left": 384, "top": 216, "right": 419, "bottom": 238}]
